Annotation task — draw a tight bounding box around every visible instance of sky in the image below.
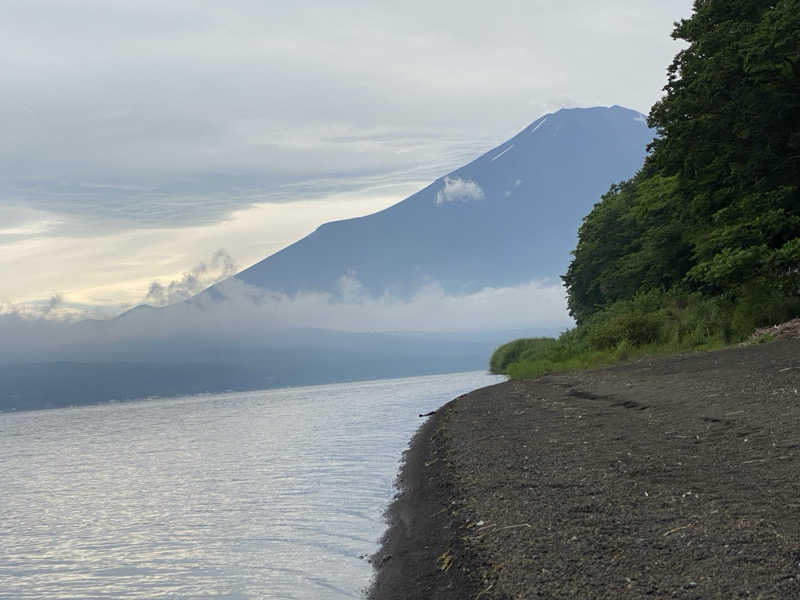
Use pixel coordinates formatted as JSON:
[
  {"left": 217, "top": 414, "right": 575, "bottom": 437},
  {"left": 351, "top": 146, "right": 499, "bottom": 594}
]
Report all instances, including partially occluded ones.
[{"left": 1, "top": 0, "right": 694, "bottom": 320}]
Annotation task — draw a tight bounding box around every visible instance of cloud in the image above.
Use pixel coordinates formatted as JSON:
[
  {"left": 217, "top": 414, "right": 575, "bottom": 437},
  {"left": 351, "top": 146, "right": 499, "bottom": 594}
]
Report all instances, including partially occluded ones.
[
  {"left": 0, "top": 1, "right": 692, "bottom": 230},
  {"left": 211, "top": 278, "right": 570, "bottom": 334},
  {"left": 144, "top": 250, "right": 237, "bottom": 307},
  {"left": 0, "top": 205, "right": 60, "bottom": 242},
  {"left": 435, "top": 177, "right": 485, "bottom": 205},
  {"left": 0, "top": 294, "right": 88, "bottom": 322},
  {"left": 0, "top": 274, "right": 573, "bottom": 363},
  {"left": 40, "top": 294, "right": 64, "bottom": 317}
]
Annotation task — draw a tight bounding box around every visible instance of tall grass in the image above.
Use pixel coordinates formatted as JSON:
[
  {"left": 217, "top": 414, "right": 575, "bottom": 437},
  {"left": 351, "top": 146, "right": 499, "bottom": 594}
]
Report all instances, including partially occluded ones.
[
  {"left": 489, "top": 338, "right": 557, "bottom": 373},
  {"left": 491, "top": 289, "right": 800, "bottom": 378}
]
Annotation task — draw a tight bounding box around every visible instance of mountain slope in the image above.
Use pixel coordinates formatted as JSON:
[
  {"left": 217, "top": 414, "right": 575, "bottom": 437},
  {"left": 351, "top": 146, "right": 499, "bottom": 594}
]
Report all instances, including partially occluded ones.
[{"left": 235, "top": 106, "right": 654, "bottom": 296}]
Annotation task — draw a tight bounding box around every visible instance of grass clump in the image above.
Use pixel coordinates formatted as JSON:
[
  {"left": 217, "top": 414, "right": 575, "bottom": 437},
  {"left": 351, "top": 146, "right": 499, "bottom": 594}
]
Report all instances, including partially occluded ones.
[{"left": 489, "top": 338, "right": 558, "bottom": 374}]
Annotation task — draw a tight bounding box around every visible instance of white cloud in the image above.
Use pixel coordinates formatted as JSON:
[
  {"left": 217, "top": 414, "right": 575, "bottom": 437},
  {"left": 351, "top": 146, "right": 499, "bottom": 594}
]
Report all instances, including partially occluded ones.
[
  {"left": 0, "top": 276, "right": 573, "bottom": 362},
  {"left": 211, "top": 278, "right": 571, "bottom": 333},
  {"left": 435, "top": 177, "right": 486, "bottom": 205},
  {"left": 144, "top": 249, "right": 237, "bottom": 307}
]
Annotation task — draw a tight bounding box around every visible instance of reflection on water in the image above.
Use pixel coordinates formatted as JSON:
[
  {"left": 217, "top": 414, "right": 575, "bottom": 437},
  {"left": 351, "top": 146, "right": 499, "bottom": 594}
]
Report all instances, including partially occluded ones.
[{"left": 0, "top": 371, "right": 502, "bottom": 599}]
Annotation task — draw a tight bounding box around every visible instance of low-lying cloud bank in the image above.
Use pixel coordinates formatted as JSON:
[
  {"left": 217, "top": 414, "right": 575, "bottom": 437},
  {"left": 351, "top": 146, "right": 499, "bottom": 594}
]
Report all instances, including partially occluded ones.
[
  {"left": 212, "top": 276, "right": 570, "bottom": 333},
  {"left": 0, "top": 276, "right": 572, "bottom": 363}
]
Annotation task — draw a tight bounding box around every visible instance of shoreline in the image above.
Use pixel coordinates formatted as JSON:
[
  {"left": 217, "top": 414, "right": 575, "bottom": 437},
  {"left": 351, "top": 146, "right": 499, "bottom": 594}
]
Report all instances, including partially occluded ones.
[
  {"left": 369, "top": 339, "right": 800, "bottom": 598},
  {"left": 367, "top": 392, "right": 488, "bottom": 599}
]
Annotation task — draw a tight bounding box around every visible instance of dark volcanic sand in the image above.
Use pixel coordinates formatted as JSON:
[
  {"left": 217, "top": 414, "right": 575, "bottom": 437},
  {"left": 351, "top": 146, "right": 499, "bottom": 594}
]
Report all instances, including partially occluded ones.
[{"left": 369, "top": 340, "right": 800, "bottom": 599}]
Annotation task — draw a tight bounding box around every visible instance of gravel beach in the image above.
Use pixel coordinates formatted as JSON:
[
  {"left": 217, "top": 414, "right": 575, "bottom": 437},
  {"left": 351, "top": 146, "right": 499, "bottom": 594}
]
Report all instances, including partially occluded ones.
[{"left": 369, "top": 340, "right": 800, "bottom": 599}]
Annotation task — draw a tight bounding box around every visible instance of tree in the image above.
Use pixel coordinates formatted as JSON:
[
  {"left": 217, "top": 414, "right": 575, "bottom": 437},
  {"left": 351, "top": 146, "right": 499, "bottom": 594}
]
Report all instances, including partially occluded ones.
[
  {"left": 564, "top": 0, "right": 800, "bottom": 322},
  {"left": 648, "top": 0, "right": 800, "bottom": 293},
  {"left": 564, "top": 175, "right": 691, "bottom": 323}
]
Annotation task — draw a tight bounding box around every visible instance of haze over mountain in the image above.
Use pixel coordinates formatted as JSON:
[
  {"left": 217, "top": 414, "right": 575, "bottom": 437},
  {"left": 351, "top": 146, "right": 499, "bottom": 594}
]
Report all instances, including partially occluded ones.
[
  {"left": 1, "top": 106, "right": 654, "bottom": 410},
  {"left": 234, "top": 106, "right": 653, "bottom": 297}
]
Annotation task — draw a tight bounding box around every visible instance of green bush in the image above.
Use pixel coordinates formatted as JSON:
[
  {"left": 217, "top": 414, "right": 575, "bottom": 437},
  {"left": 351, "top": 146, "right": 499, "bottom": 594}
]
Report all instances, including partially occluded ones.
[
  {"left": 727, "top": 282, "right": 800, "bottom": 340},
  {"left": 580, "top": 291, "right": 665, "bottom": 349},
  {"left": 490, "top": 289, "right": 792, "bottom": 380},
  {"left": 489, "top": 337, "right": 557, "bottom": 373}
]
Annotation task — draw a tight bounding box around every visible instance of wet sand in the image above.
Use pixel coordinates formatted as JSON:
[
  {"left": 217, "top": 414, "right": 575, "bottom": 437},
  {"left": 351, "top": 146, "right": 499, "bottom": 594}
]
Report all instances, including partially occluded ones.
[{"left": 369, "top": 340, "right": 800, "bottom": 599}]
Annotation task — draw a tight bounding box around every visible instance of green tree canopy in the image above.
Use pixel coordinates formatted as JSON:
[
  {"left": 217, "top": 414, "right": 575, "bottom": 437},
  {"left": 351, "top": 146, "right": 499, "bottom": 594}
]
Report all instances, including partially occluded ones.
[{"left": 564, "top": 0, "right": 800, "bottom": 323}]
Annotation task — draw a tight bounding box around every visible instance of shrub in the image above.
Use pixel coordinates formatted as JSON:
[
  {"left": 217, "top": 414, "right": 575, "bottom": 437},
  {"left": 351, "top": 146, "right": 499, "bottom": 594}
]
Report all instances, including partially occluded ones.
[
  {"left": 489, "top": 337, "right": 557, "bottom": 373},
  {"left": 490, "top": 288, "right": 794, "bottom": 379}
]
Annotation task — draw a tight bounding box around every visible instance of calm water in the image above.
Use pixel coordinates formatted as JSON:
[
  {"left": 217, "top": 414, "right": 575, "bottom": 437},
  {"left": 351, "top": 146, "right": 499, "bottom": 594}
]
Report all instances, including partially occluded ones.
[{"left": 0, "top": 371, "right": 503, "bottom": 599}]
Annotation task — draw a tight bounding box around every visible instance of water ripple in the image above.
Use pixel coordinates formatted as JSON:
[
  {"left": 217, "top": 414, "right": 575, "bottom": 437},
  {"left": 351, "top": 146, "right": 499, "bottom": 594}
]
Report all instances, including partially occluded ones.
[{"left": 0, "top": 371, "right": 502, "bottom": 599}]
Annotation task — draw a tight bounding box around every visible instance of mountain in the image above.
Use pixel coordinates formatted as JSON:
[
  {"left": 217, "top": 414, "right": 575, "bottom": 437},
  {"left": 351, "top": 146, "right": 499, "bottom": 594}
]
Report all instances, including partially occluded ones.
[{"left": 235, "top": 105, "right": 654, "bottom": 297}]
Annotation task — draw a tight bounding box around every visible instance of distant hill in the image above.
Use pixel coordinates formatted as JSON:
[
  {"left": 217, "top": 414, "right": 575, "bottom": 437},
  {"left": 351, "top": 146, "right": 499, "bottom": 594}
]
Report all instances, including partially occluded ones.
[{"left": 234, "top": 105, "right": 654, "bottom": 296}]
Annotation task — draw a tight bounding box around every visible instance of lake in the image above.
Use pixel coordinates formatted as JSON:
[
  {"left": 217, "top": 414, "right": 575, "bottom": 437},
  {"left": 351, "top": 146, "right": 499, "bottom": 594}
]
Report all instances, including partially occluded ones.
[{"left": 0, "top": 370, "right": 503, "bottom": 599}]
